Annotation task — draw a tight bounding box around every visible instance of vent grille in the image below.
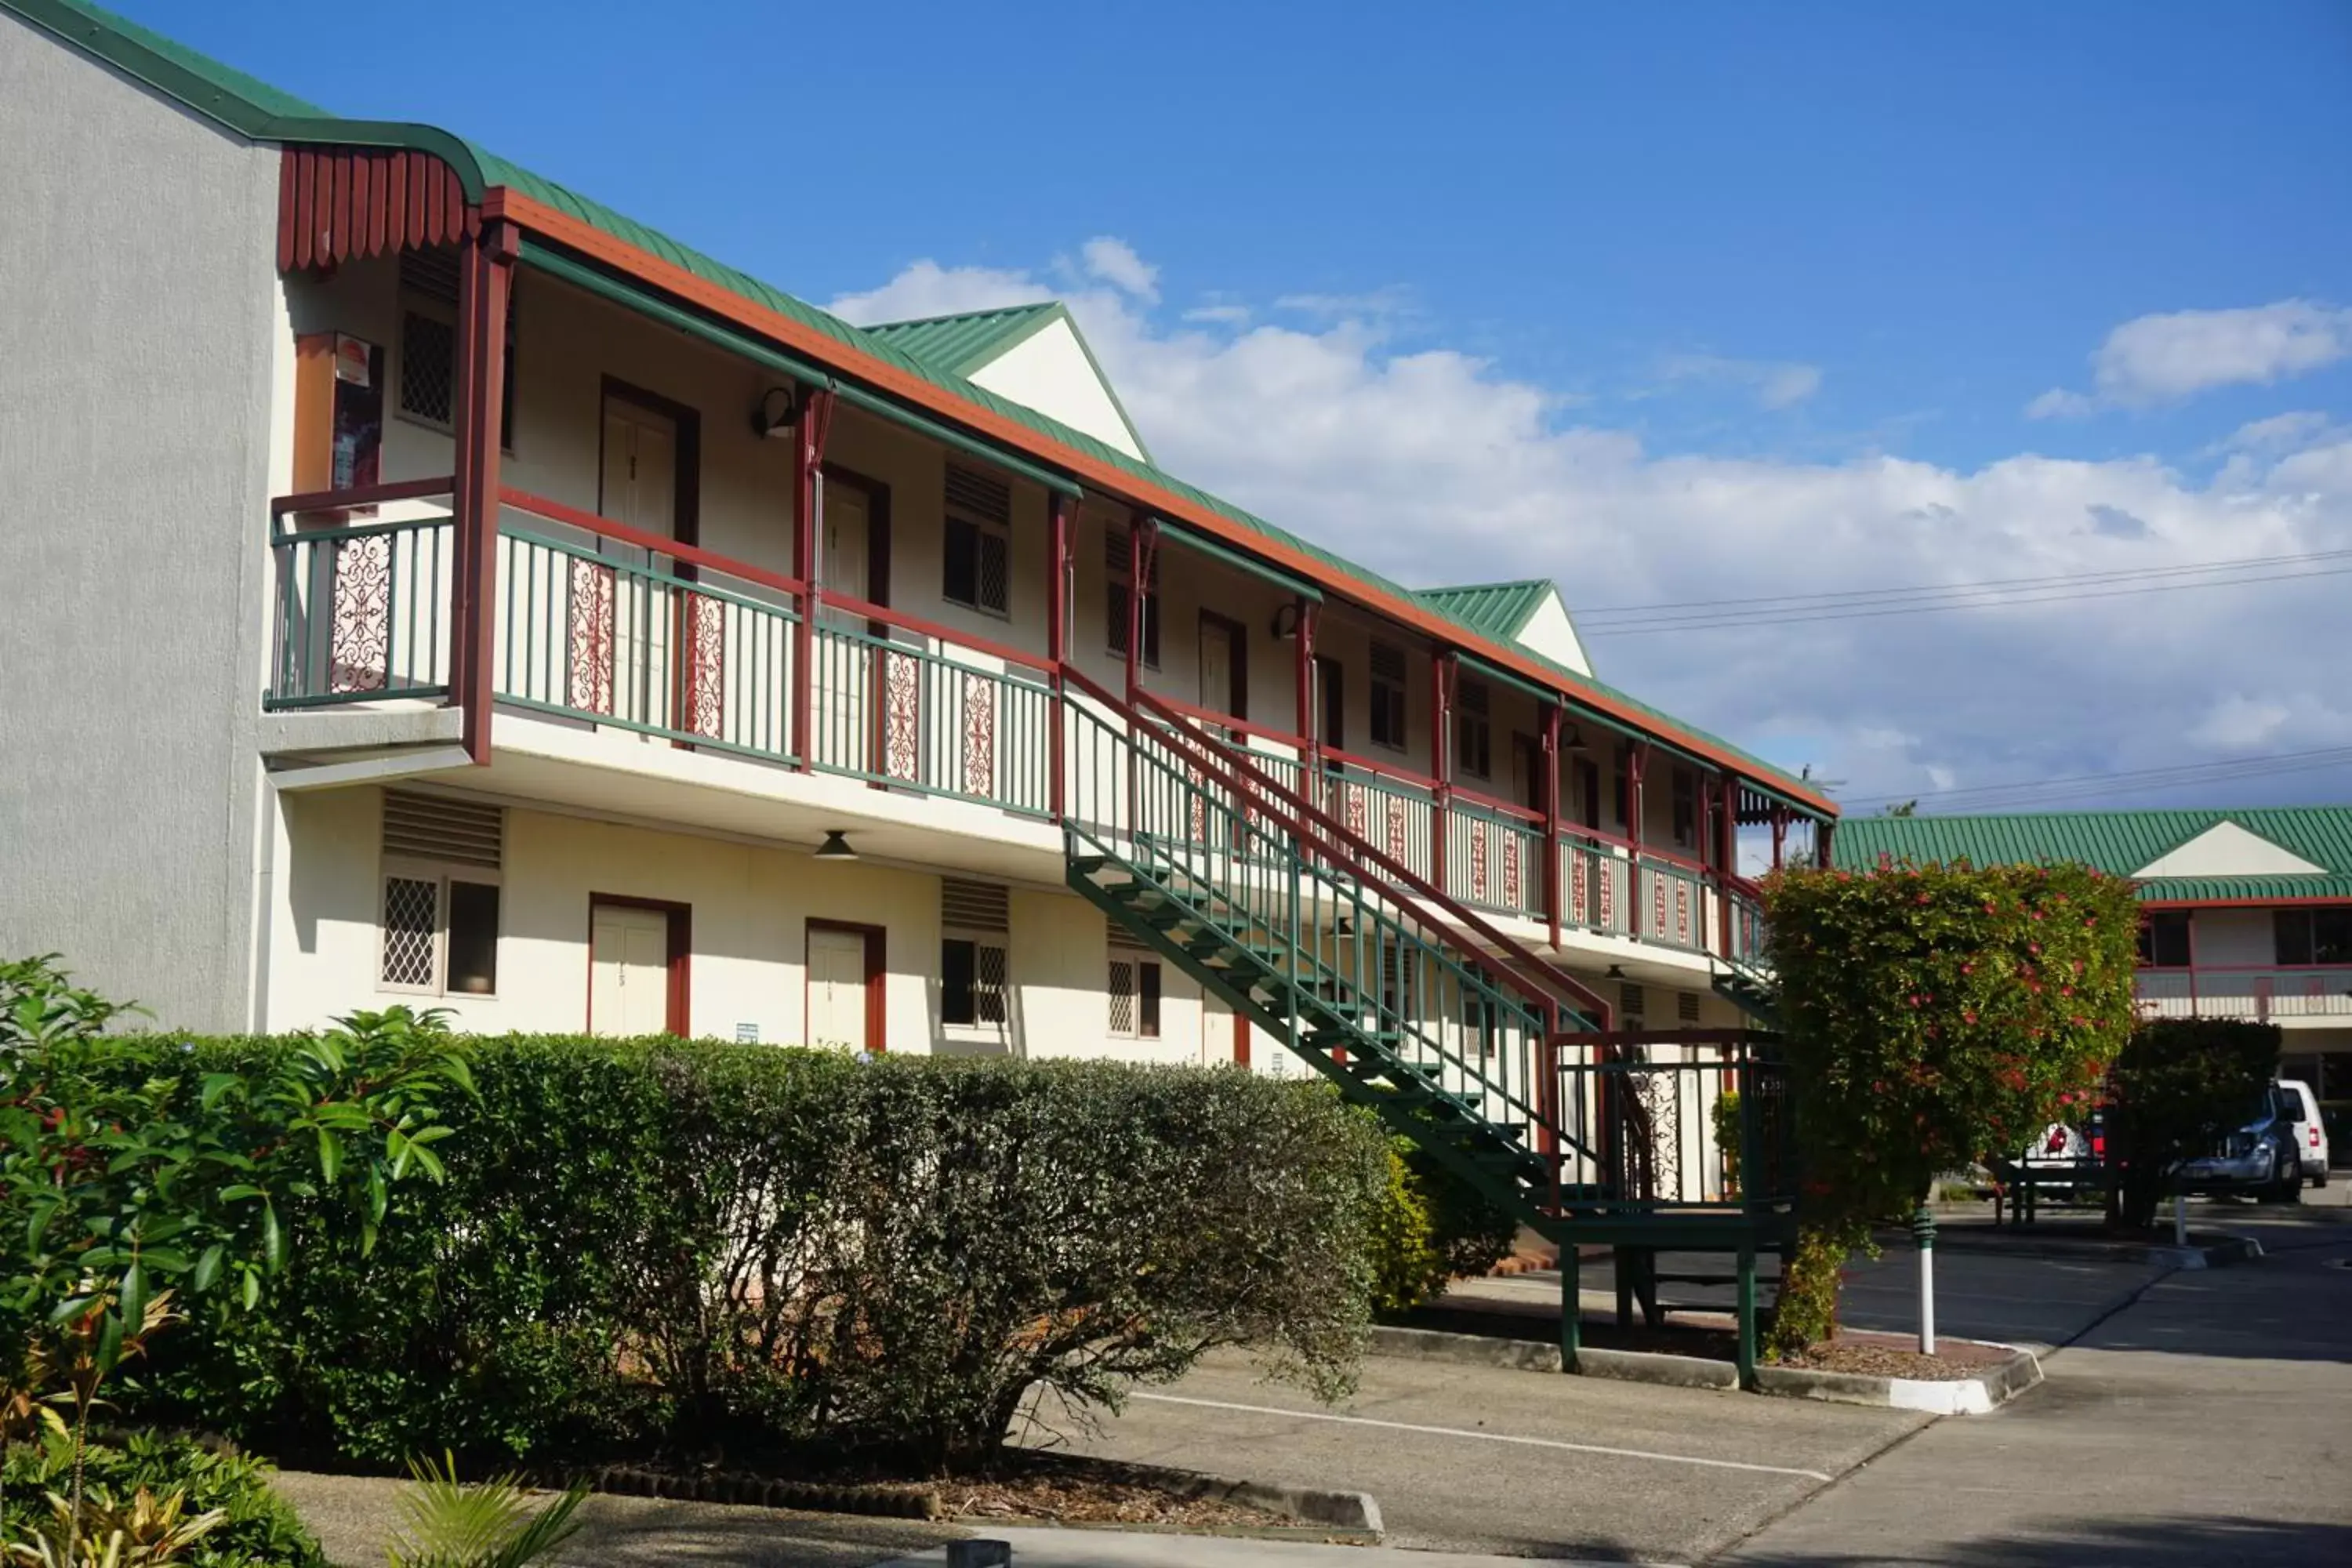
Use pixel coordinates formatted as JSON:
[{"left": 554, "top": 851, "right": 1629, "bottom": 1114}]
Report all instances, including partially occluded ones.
[
  {"left": 1107, "top": 916, "right": 1150, "bottom": 952},
  {"left": 946, "top": 463, "right": 1012, "bottom": 527},
  {"left": 1619, "top": 981, "right": 1646, "bottom": 1018},
  {"left": 398, "top": 246, "right": 461, "bottom": 305},
  {"left": 1677, "top": 990, "right": 1701, "bottom": 1023},
  {"left": 1370, "top": 641, "right": 1406, "bottom": 684},
  {"left": 398, "top": 310, "right": 455, "bottom": 425},
  {"left": 1458, "top": 677, "right": 1490, "bottom": 714},
  {"left": 1107, "top": 523, "right": 1160, "bottom": 584},
  {"left": 942, "top": 878, "right": 1010, "bottom": 933},
  {"left": 383, "top": 790, "right": 503, "bottom": 869}
]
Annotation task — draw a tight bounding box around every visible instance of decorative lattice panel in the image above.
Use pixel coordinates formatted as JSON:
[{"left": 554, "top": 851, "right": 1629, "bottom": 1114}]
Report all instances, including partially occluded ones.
[{"left": 381, "top": 877, "right": 438, "bottom": 988}]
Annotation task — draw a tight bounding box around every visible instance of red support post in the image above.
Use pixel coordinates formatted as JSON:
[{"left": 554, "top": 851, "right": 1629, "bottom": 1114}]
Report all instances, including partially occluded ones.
[
  {"left": 1816, "top": 818, "right": 1836, "bottom": 869},
  {"left": 1716, "top": 776, "right": 1739, "bottom": 956},
  {"left": 1047, "top": 492, "right": 1071, "bottom": 821},
  {"left": 1124, "top": 512, "right": 1152, "bottom": 703},
  {"left": 449, "top": 217, "right": 517, "bottom": 766},
  {"left": 1542, "top": 703, "right": 1563, "bottom": 950},
  {"left": 1627, "top": 742, "right": 1647, "bottom": 938},
  {"left": 1430, "top": 650, "right": 1454, "bottom": 891},
  {"left": 789, "top": 387, "right": 835, "bottom": 771},
  {"left": 1769, "top": 808, "right": 1788, "bottom": 871}
]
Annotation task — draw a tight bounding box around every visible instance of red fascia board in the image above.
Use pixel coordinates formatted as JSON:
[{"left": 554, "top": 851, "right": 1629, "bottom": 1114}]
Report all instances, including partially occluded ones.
[{"left": 485, "top": 187, "right": 1836, "bottom": 818}]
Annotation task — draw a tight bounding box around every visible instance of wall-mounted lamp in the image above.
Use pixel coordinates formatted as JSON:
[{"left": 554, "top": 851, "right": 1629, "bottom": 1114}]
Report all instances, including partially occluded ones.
[
  {"left": 1562, "top": 724, "right": 1590, "bottom": 753},
  {"left": 1271, "top": 602, "right": 1304, "bottom": 642},
  {"left": 814, "top": 828, "right": 858, "bottom": 861},
  {"left": 752, "top": 385, "right": 799, "bottom": 440},
  {"left": 1604, "top": 964, "right": 1627, "bottom": 979}
]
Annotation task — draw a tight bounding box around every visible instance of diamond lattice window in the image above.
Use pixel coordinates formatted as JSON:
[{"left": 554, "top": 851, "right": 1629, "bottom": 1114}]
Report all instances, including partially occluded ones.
[
  {"left": 381, "top": 876, "right": 438, "bottom": 988},
  {"left": 398, "top": 311, "right": 455, "bottom": 426}
]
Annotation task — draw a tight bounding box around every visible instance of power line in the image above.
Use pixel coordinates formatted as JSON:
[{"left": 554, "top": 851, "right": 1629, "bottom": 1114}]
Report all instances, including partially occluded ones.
[
  {"left": 1579, "top": 563, "right": 2352, "bottom": 637},
  {"left": 1572, "top": 546, "right": 2352, "bottom": 622},
  {"left": 1842, "top": 746, "right": 2352, "bottom": 812}
]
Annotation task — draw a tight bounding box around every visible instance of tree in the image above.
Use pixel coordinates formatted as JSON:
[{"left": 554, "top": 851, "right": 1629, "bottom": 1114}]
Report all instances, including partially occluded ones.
[
  {"left": 2103, "top": 1018, "right": 2281, "bottom": 1229},
  {"left": 1761, "top": 862, "right": 2142, "bottom": 1350}
]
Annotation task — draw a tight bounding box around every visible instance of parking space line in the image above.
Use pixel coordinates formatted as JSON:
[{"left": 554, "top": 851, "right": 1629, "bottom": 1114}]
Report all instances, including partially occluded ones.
[{"left": 1129, "top": 1393, "right": 1835, "bottom": 1481}]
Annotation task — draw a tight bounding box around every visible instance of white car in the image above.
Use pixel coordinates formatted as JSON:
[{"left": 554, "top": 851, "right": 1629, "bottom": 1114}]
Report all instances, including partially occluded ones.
[{"left": 2278, "top": 1078, "right": 2329, "bottom": 1188}]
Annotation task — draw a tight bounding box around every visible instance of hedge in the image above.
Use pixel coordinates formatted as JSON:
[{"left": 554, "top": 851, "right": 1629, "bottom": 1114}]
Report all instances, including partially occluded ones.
[{"left": 120, "top": 1036, "right": 1388, "bottom": 1472}]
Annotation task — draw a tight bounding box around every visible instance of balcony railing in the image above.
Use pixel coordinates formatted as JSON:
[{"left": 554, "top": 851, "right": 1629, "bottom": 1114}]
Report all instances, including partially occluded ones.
[
  {"left": 2136, "top": 965, "right": 2352, "bottom": 1022},
  {"left": 263, "top": 485, "right": 1775, "bottom": 967}
]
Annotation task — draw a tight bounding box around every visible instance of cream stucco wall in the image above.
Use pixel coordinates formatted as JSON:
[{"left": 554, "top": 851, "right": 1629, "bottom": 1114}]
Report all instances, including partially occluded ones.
[
  {"left": 967, "top": 318, "right": 1145, "bottom": 461},
  {"left": 0, "top": 18, "right": 284, "bottom": 1029}
]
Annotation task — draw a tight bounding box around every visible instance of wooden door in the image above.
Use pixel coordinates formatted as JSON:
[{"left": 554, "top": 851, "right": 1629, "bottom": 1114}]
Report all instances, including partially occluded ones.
[
  {"left": 590, "top": 903, "right": 673, "bottom": 1036},
  {"left": 599, "top": 398, "right": 677, "bottom": 731},
  {"left": 815, "top": 479, "right": 872, "bottom": 770},
  {"left": 807, "top": 927, "right": 872, "bottom": 1051}
]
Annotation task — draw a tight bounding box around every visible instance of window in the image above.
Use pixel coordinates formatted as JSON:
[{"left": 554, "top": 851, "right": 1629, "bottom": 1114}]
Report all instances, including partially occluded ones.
[
  {"left": 394, "top": 248, "right": 517, "bottom": 448},
  {"left": 1109, "top": 956, "right": 1162, "bottom": 1039},
  {"left": 1370, "top": 641, "right": 1407, "bottom": 751},
  {"left": 941, "top": 878, "right": 1010, "bottom": 1033},
  {"left": 1671, "top": 768, "right": 1698, "bottom": 848},
  {"left": 1380, "top": 939, "right": 1419, "bottom": 1022},
  {"left": 2138, "top": 910, "right": 2192, "bottom": 968},
  {"left": 1106, "top": 524, "right": 1161, "bottom": 667},
  {"left": 942, "top": 465, "right": 1011, "bottom": 616},
  {"left": 1455, "top": 677, "right": 1492, "bottom": 779},
  {"left": 379, "top": 790, "right": 505, "bottom": 996},
  {"left": 2275, "top": 907, "right": 2352, "bottom": 967}
]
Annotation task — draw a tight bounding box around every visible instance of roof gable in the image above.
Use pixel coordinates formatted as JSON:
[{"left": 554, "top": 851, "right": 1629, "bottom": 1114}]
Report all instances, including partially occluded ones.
[
  {"left": 2133, "top": 821, "right": 2327, "bottom": 879},
  {"left": 862, "top": 303, "right": 1150, "bottom": 460},
  {"left": 1413, "top": 580, "right": 1593, "bottom": 677}
]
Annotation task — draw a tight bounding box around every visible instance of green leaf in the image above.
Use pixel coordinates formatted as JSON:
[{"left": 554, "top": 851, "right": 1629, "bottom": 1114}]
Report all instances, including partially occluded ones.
[
  {"left": 96, "top": 1305, "right": 125, "bottom": 1370},
  {"left": 241, "top": 1264, "right": 260, "bottom": 1310},
  {"left": 261, "top": 1199, "right": 283, "bottom": 1271},
  {"left": 317, "top": 1125, "right": 343, "bottom": 1184},
  {"left": 194, "top": 1243, "right": 224, "bottom": 1293},
  {"left": 120, "top": 1257, "right": 148, "bottom": 1330}
]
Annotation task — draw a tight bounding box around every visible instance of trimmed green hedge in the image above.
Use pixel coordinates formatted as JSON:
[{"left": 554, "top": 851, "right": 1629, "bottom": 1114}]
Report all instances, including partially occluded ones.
[{"left": 123, "top": 1037, "right": 1387, "bottom": 1472}]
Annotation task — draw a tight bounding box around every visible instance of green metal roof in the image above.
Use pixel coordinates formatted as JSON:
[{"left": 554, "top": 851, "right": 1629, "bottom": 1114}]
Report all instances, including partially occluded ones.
[
  {"left": 863, "top": 303, "right": 1065, "bottom": 375},
  {"left": 1412, "top": 580, "right": 1558, "bottom": 642},
  {"left": 9, "top": 0, "right": 1821, "bottom": 807},
  {"left": 1831, "top": 808, "right": 2352, "bottom": 902}
]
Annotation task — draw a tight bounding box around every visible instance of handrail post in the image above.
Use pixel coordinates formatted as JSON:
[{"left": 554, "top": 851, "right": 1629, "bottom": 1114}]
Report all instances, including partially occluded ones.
[
  {"left": 1542, "top": 703, "right": 1563, "bottom": 950},
  {"left": 789, "top": 388, "right": 834, "bottom": 771},
  {"left": 450, "top": 218, "right": 517, "bottom": 766},
  {"left": 1047, "top": 493, "right": 1070, "bottom": 822},
  {"left": 1715, "top": 776, "right": 1738, "bottom": 957},
  {"left": 1627, "top": 744, "right": 1647, "bottom": 939},
  {"left": 1431, "top": 650, "right": 1454, "bottom": 891}
]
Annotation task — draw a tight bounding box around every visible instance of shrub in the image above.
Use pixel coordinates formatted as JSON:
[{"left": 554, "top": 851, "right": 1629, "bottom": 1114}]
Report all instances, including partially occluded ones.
[
  {"left": 1367, "top": 1143, "right": 1443, "bottom": 1315},
  {"left": 129, "top": 1039, "right": 1388, "bottom": 1472},
  {"left": 1763, "top": 861, "right": 2142, "bottom": 1348},
  {"left": 2103, "top": 1018, "right": 2281, "bottom": 1229},
  {"left": 2, "top": 1431, "right": 325, "bottom": 1568}
]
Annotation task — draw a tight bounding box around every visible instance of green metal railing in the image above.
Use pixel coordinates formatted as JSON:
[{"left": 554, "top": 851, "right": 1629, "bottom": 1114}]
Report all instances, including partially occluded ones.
[
  {"left": 1445, "top": 796, "right": 1546, "bottom": 922},
  {"left": 1549, "top": 1035, "right": 1795, "bottom": 1211},
  {"left": 1559, "top": 833, "right": 1634, "bottom": 939},
  {"left": 1637, "top": 855, "right": 1711, "bottom": 953},
  {"left": 267, "top": 512, "right": 454, "bottom": 708},
  {"left": 1319, "top": 761, "right": 1437, "bottom": 884},
  {"left": 1726, "top": 880, "right": 1768, "bottom": 968},
  {"left": 808, "top": 619, "right": 1054, "bottom": 815},
  {"left": 496, "top": 528, "right": 802, "bottom": 764}
]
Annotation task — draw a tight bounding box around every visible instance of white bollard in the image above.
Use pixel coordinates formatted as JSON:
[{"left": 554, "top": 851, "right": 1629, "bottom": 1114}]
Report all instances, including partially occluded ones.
[{"left": 1911, "top": 1207, "right": 1937, "bottom": 1356}]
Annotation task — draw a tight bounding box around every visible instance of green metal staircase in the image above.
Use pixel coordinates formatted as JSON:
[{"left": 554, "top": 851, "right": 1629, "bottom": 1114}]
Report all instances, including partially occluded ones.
[{"left": 1057, "top": 671, "right": 1794, "bottom": 1380}]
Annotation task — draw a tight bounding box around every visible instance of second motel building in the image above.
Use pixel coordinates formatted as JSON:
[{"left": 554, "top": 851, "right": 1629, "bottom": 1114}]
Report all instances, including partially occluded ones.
[{"left": 0, "top": 0, "right": 1838, "bottom": 1060}]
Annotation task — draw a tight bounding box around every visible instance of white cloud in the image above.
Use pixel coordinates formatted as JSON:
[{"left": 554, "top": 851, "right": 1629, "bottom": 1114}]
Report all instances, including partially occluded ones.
[
  {"left": 1272, "top": 288, "right": 1414, "bottom": 323},
  {"left": 2216, "top": 410, "right": 2333, "bottom": 454},
  {"left": 1658, "top": 353, "right": 1825, "bottom": 411},
  {"left": 833, "top": 252, "right": 2352, "bottom": 808},
  {"left": 1079, "top": 237, "right": 1160, "bottom": 303},
  {"left": 827, "top": 260, "right": 1048, "bottom": 326},
  {"left": 2029, "top": 300, "right": 2352, "bottom": 416},
  {"left": 1183, "top": 303, "right": 1253, "bottom": 326}
]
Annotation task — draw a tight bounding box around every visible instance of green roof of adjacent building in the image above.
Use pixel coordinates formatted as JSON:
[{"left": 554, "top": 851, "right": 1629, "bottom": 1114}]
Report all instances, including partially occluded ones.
[
  {"left": 1831, "top": 807, "right": 2352, "bottom": 902},
  {"left": 6, "top": 0, "right": 1824, "bottom": 804},
  {"left": 1411, "top": 579, "right": 1559, "bottom": 642}
]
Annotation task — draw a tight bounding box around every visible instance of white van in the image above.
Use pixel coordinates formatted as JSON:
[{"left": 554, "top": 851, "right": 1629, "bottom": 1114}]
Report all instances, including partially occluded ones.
[{"left": 2278, "top": 1079, "right": 2329, "bottom": 1188}]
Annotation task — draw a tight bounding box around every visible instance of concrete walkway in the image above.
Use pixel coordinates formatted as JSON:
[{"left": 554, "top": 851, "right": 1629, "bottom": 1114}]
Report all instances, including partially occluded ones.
[{"left": 1717, "top": 1207, "right": 2352, "bottom": 1565}]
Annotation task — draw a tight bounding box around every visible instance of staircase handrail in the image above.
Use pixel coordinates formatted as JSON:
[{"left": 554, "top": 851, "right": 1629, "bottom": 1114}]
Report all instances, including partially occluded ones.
[{"left": 1059, "top": 665, "right": 1612, "bottom": 1031}]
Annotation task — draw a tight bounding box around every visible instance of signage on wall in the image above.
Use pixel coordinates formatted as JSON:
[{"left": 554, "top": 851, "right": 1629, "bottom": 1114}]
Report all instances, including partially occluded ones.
[{"left": 331, "top": 333, "right": 385, "bottom": 495}]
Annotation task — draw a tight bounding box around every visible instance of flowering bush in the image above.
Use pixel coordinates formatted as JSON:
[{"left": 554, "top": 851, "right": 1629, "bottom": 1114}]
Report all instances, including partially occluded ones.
[{"left": 1762, "top": 860, "right": 2142, "bottom": 1348}]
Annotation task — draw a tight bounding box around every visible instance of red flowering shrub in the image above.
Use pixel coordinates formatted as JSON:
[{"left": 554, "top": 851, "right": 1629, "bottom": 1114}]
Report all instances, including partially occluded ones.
[{"left": 1762, "top": 860, "right": 2142, "bottom": 1348}]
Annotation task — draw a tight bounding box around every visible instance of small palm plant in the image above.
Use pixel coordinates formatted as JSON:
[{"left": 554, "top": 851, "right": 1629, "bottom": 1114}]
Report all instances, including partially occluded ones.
[{"left": 384, "top": 1454, "right": 586, "bottom": 1568}]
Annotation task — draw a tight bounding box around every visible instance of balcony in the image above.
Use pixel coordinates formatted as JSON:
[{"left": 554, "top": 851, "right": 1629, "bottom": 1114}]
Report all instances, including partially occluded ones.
[
  {"left": 263, "top": 483, "right": 1770, "bottom": 971},
  {"left": 2136, "top": 966, "right": 2352, "bottom": 1025}
]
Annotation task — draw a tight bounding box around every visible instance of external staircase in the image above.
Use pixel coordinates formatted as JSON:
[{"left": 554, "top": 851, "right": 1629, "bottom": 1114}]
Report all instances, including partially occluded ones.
[{"left": 1055, "top": 668, "right": 1795, "bottom": 1382}]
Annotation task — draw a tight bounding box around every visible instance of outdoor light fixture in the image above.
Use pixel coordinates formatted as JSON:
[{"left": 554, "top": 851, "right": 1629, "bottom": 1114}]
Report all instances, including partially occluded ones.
[
  {"left": 1271, "top": 602, "right": 1304, "bottom": 641},
  {"left": 814, "top": 829, "right": 858, "bottom": 861},
  {"left": 1605, "top": 964, "right": 1627, "bottom": 979},
  {"left": 751, "top": 385, "right": 798, "bottom": 440},
  {"left": 1562, "top": 724, "right": 1589, "bottom": 753}
]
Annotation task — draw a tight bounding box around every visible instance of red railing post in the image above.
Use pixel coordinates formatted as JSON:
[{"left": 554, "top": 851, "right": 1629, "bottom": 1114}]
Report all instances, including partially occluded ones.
[
  {"left": 1717, "top": 776, "right": 1739, "bottom": 956},
  {"left": 1047, "top": 492, "right": 1070, "bottom": 821},
  {"left": 1542, "top": 702, "right": 1563, "bottom": 950},
  {"left": 449, "top": 217, "right": 517, "bottom": 766},
  {"left": 1431, "top": 650, "right": 1454, "bottom": 891},
  {"left": 789, "top": 388, "right": 834, "bottom": 771},
  {"left": 1627, "top": 743, "right": 1647, "bottom": 939}
]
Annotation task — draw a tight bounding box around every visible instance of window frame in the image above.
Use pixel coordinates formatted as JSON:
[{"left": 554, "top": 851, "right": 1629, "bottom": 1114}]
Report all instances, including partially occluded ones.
[
  {"left": 392, "top": 289, "right": 518, "bottom": 452},
  {"left": 1455, "top": 677, "right": 1493, "bottom": 780},
  {"left": 376, "top": 857, "right": 503, "bottom": 999},
  {"left": 2274, "top": 906, "right": 2352, "bottom": 967},
  {"left": 1106, "top": 532, "right": 1163, "bottom": 669},
  {"left": 1369, "top": 642, "right": 1408, "bottom": 753},
  {"left": 1108, "top": 955, "right": 1163, "bottom": 1040},
  {"left": 942, "top": 513, "right": 1011, "bottom": 619},
  {"left": 2140, "top": 909, "right": 2193, "bottom": 969},
  {"left": 940, "top": 931, "right": 1011, "bottom": 1036}
]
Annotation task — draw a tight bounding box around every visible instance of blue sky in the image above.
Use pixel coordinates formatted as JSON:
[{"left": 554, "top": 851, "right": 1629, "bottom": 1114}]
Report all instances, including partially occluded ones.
[{"left": 102, "top": 0, "right": 2352, "bottom": 808}]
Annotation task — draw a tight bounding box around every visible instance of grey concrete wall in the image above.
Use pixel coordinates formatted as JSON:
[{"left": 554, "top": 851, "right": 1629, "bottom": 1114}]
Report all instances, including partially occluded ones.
[{"left": 0, "top": 16, "right": 281, "bottom": 1029}]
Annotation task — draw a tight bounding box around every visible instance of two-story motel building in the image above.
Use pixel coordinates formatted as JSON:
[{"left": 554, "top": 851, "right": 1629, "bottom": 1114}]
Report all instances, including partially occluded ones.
[{"left": 1, "top": 0, "right": 1838, "bottom": 1064}]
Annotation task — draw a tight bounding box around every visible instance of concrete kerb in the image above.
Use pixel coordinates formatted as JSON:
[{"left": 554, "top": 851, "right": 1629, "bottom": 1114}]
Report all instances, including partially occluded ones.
[{"left": 1367, "top": 1323, "right": 2042, "bottom": 1414}]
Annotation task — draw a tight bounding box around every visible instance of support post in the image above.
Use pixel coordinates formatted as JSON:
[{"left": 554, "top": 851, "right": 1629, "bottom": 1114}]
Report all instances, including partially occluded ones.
[
  {"left": 1047, "top": 492, "right": 1071, "bottom": 821},
  {"left": 1716, "top": 776, "right": 1739, "bottom": 956},
  {"left": 789, "top": 387, "right": 834, "bottom": 771},
  {"left": 1736, "top": 1240, "right": 1759, "bottom": 1389},
  {"left": 1124, "top": 513, "right": 1153, "bottom": 702},
  {"left": 1559, "top": 1242, "right": 1581, "bottom": 1370},
  {"left": 1627, "top": 743, "right": 1647, "bottom": 939},
  {"left": 449, "top": 218, "right": 518, "bottom": 766},
  {"left": 1431, "top": 650, "right": 1454, "bottom": 890},
  {"left": 1816, "top": 818, "right": 1836, "bottom": 869},
  {"left": 1294, "top": 599, "right": 1318, "bottom": 764},
  {"left": 1542, "top": 703, "right": 1563, "bottom": 950},
  {"left": 1769, "top": 808, "right": 1788, "bottom": 871},
  {"left": 1911, "top": 1207, "right": 1937, "bottom": 1356}
]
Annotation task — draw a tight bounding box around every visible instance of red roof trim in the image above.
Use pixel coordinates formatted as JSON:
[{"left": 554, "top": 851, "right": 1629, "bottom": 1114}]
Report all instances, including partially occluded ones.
[{"left": 484, "top": 187, "right": 1835, "bottom": 816}]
